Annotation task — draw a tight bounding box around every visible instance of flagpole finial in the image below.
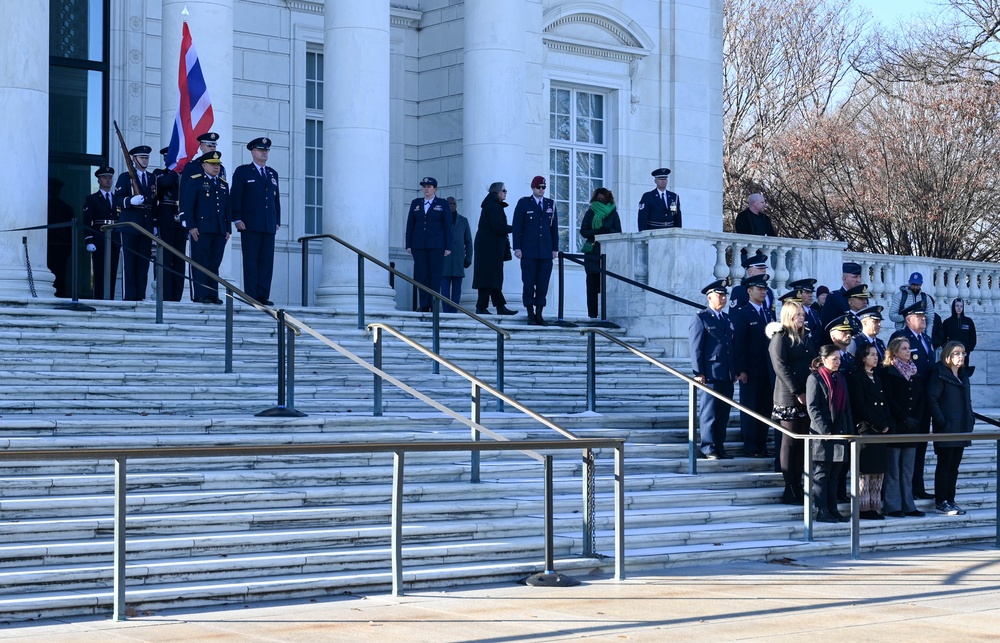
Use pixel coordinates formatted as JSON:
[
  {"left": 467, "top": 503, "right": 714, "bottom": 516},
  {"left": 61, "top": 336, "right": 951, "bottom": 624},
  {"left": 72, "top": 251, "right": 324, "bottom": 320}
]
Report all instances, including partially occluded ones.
[{"left": 181, "top": 6, "right": 189, "bottom": 16}]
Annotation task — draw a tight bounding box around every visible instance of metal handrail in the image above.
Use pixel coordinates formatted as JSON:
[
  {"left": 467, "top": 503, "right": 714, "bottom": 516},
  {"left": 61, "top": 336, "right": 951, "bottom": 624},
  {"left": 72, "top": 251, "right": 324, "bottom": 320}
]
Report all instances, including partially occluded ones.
[
  {"left": 580, "top": 327, "right": 1000, "bottom": 559},
  {"left": 298, "top": 233, "right": 511, "bottom": 401},
  {"left": 0, "top": 438, "right": 625, "bottom": 621},
  {"left": 556, "top": 250, "right": 702, "bottom": 323}
]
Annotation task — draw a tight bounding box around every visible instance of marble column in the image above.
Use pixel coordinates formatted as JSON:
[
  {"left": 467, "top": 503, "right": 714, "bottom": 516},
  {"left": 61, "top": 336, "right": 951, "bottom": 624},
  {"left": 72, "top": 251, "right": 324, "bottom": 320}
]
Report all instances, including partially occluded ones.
[
  {"left": 315, "top": 0, "right": 393, "bottom": 309},
  {"left": 162, "top": 0, "right": 234, "bottom": 298},
  {"left": 0, "top": 5, "right": 53, "bottom": 297},
  {"left": 463, "top": 0, "right": 527, "bottom": 298}
]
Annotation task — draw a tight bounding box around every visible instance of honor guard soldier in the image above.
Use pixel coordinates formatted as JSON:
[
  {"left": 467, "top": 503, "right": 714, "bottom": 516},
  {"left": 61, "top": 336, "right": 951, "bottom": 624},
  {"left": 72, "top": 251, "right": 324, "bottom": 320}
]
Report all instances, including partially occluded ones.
[
  {"left": 180, "top": 151, "right": 231, "bottom": 304},
  {"left": 153, "top": 147, "right": 186, "bottom": 302},
  {"left": 231, "top": 137, "right": 281, "bottom": 306},
  {"left": 512, "top": 176, "right": 559, "bottom": 325},
  {"left": 787, "top": 278, "right": 822, "bottom": 336},
  {"left": 637, "top": 167, "right": 682, "bottom": 231},
  {"left": 729, "top": 251, "right": 775, "bottom": 311},
  {"left": 732, "top": 273, "right": 776, "bottom": 458},
  {"left": 83, "top": 166, "right": 119, "bottom": 300},
  {"left": 113, "top": 145, "right": 157, "bottom": 300},
  {"left": 405, "top": 176, "right": 453, "bottom": 312},
  {"left": 820, "top": 261, "right": 864, "bottom": 329},
  {"left": 852, "top": 305, "right": 886, "bottom": 363},
  {"left": 180, "top": 132, "right": 226, "bottom": 187},
  {"left": 690, "top": 279, "right": 736, "bottom": 460}
]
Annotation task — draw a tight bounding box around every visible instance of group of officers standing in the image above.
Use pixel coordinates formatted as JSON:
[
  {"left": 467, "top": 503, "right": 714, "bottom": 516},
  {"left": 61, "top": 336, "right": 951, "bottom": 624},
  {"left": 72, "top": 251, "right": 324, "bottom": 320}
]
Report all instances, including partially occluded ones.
[
  {"left": 690, "top": 255, "right": 977, "bottom": 522},
  {"left": 81, "top": 132, "right": 281, "bottom": 305},
  {"left": 403, "top": 166, "right": 683, "bottom": 322}
]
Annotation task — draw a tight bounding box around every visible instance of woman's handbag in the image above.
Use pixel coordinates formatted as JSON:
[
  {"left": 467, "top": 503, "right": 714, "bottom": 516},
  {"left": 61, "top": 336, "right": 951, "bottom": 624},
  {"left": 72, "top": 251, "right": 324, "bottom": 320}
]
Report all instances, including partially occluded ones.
[{"left": 503, "top": 239, "right": 512, "bottom": 261}]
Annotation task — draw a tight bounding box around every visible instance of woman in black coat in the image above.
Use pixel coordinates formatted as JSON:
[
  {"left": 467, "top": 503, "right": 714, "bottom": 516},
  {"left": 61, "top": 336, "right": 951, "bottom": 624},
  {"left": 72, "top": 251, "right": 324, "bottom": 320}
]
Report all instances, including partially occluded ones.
[
  {"left": 806, "top": 344, "right": 853, "bottom": 523},
  {"left": 767, "top": 301, "right": 816, "bottom": 504},
  {"left": 928, "top": 341, "right": 974, "bottom": 516},
  {"left": 848, "top": 344, "right": 892, "bottom": 520},
  {"left": 882, "top": 336, "right": 925, "bottom": 518},
  {"left": 579, "top": 187, "right": 622, "bottom": 319},
  {"left": 472, "top": 182, "right": 516, "bottom": 315}
]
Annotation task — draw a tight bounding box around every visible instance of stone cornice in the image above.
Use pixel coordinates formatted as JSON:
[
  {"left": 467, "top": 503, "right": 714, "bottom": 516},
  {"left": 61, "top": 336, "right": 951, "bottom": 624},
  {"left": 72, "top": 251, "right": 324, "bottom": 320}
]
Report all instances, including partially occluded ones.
[{"left": 282, "top": 0, "right": 422, "bottom": 28}]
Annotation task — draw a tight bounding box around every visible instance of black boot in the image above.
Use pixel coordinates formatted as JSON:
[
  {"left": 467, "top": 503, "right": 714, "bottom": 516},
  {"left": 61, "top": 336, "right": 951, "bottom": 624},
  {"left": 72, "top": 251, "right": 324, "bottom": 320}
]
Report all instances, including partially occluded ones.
[
  {"left": 535, "top": 305, "right": 546, "bottom": 326},
  {"left": 526, "top": 307, "right": 537, "bottom": 325}
]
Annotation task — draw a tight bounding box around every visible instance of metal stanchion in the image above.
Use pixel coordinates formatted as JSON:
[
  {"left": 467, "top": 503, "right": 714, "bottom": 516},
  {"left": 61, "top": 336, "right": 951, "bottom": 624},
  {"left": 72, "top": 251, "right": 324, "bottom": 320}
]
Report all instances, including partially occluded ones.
[
  {"left": 57, "top": 217, "right": 95, "bottom": 312},
  {"left": 256, "top": 309, "right": 306, "bottom": 417},
  {"left": 522, "top": 455, "right": 580, "bottom": 587}
]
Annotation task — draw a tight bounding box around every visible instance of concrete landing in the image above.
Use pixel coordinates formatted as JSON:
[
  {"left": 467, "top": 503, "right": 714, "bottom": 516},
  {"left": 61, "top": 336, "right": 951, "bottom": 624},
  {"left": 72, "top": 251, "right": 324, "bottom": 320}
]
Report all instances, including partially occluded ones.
[{"left": 5, "top": 544, "right": 999, "bottom": 642}]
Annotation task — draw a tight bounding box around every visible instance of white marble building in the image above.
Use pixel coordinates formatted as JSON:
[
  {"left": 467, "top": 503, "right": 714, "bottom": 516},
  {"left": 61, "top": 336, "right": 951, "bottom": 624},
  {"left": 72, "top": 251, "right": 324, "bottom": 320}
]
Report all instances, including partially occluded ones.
[{"left": 0, "top": 0, "right": 724, "bottom": 313}]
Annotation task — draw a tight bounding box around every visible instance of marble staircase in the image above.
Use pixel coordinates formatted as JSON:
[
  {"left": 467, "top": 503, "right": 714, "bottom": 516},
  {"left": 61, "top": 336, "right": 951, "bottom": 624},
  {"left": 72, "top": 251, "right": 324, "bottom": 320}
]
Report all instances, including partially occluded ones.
[{"left": 0, "top": 298, "right": 995, "bottom": 622}]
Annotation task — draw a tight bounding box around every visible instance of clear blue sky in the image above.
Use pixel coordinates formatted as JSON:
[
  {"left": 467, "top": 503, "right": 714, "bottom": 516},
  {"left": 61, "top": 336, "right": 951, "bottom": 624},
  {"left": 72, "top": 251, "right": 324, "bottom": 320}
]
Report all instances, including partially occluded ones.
[{"left": 853, "top": 0, "right": 944, "bottom": 28}]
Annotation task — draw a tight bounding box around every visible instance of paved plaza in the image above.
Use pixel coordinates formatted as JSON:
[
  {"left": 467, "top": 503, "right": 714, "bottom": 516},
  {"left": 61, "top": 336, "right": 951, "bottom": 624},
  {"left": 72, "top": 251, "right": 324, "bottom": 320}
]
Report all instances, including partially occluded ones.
[{"left": 3, "top": 544, "right": 999, "bottom": 642}]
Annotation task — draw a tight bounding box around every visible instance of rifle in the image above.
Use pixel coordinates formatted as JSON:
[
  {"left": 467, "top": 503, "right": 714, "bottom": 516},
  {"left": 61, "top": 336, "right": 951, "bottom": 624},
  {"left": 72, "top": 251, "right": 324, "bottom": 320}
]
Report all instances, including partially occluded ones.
[{"left": 112, "top": 120, "right": 142, "bottom": 196}]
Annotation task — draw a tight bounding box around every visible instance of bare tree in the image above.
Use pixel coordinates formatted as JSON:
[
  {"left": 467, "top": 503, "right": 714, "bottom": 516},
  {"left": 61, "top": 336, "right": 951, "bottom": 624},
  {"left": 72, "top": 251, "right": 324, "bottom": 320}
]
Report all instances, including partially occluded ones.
[
  {"left": 767, "top": 78, "right": 1000, "bottom": 261},
  {"left": 722, "top": 0, "right": 868, "bottom": 228}
]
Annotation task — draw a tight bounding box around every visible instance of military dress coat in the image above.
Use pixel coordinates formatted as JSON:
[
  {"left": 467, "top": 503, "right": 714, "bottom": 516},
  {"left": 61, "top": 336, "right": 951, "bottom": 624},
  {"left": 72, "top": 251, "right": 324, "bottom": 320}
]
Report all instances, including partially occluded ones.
[
  {"left": 637, "top": 189, "right": 682, "bottom": 231},
  {"left": 511, "top": 195, "right": 558, "bottom": 259},
  {"left": 690, "top": 309, "right": 735, "bottom": 382},
  {"left": 179, "top": 173, "right": 231, "bottom": 235},
  {"left": 231, "top": 163, "right": 281, "bottom": 233},
  {"left": 405, "top": 196, "right": 452, "bottom": 251},
  {"left": 472, "top": 196, "right": 511, "bottom": 291}
]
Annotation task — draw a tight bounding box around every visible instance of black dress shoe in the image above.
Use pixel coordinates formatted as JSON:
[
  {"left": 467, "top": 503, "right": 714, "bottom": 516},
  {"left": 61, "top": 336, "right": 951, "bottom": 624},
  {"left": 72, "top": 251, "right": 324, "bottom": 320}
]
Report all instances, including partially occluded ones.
[
  {"left": 905, "top": 509, "right": 926, "bottom": 517},
  {"left": 416, "top": 306, "right": 431, "bottom": 313},
  {"left": 700, "top": 451, "right": 721, "bottom": 460},
  {"left": 859, "top": 510, "right": 884, "bottom": 520},
  {"left": 887, "top": 510, "right": 905, "bottom": 518},
  {"left": 837, "top": 493, "right": 850, "bottom": 503},
  {"left": 830, "top": 511, "right": 849, "bottom": 522},
  {"left": 815, "top": 512, "right": 839, "bottom": 523},
  {"left": 211, "top": 297, "right": 223, "bottom": 305},
  {"left": 261, "top": 299, "right": 274, "bottom": 306},
  {"left": 496, "top": 306, "right": 518, "bottom": 315},
  {"left": 718, "top": 452, "right": 734, "bottom": 460},
  {"left": 475, "top": 308, "right": 491, "bottom": 315},
  {"left": 914, "top": 491, "right": 935, "bottom": 500}
]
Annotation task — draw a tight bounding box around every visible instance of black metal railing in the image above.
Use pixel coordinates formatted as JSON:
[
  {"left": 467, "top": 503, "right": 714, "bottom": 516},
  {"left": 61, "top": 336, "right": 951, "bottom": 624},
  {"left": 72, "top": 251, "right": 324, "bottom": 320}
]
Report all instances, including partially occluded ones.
[
  {"left": 298, "top": 233, "right": 512, "bottom": 409},
  {"left": 556, "top": 251, "right": 701, "bottom": 325},
  {"left": 580, "top": 326, "right": 1000, "bottom": 559}
]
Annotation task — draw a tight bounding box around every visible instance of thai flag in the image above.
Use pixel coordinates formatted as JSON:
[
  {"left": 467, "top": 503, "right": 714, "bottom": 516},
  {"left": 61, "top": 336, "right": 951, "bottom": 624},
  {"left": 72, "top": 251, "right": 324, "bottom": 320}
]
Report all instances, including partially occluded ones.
[{"left": 165, "top": 22, "right": 214, "bottom": 171}]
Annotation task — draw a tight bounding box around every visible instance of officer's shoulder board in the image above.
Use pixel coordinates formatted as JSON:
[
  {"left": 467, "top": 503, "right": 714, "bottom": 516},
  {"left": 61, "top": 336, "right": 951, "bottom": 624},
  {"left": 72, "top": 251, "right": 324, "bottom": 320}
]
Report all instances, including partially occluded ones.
[
  {"left": 219, "top": 178, "right": 228, "bottom": 185},
  {"left": 191, "top": 173, "right": 203, "bottom": 179}
]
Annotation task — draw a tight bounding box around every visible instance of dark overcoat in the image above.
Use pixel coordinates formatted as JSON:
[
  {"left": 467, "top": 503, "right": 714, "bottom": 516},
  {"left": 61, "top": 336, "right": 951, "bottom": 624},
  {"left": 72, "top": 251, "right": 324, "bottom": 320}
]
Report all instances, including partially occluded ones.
[
  {"left": 848, "top": 369, "right": 893, "bottom": 474},
  {"left": 442, "top": 212, "right": 473, "bottom": 278},
  {"left": 769, "top": 329, "right": 816, "bottom": 407},
  {"left": 883, "top": 365, "right": 926, "bottom": 449},
  {"left": 806, "top": 370, "right": 854, "bottom": 462},
  {"left": 927, "top": 362, "right": 974, "bottom": 450},
  {"left": 472, "top": 196, "right": 511, "bottom": 290}
]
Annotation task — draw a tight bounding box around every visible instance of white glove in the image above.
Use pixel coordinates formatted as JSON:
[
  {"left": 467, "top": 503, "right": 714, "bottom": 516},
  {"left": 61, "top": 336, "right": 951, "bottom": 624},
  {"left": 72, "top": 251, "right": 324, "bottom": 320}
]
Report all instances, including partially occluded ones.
[
  {"left": 86, "top": 243, "right": 96, "bottom": 253},
  {"left": 153, "top": 227, "right": 159, "bottom": 237},
  {"left": 130, "top": 194, "right": 145, "bottom": 206}
]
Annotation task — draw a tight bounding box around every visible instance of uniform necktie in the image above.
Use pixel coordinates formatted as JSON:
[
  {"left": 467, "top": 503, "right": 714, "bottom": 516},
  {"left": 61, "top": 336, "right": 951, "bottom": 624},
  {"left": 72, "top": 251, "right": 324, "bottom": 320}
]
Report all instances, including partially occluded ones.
[
  {"left": 260, "top": 166, "right": 265, "bottom": 179},
  {"left": 537, "top": 199, "right": 543, "bottom": 209},
  {"left": 140, "top": 173, "right": 146, "bottom": 190},
  {"left": 661, "top": 192, "right": 666, "bottom": 207},
  {"left": 105, "top": 192, "right": 112, "bottom": 209}
]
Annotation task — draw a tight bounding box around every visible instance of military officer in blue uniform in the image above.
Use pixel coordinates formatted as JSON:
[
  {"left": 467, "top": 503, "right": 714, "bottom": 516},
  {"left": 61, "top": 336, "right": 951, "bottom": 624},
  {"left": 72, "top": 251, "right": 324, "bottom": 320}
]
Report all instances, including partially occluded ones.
[
  {"left": 113, "top": 145, "right": 157, "bottom": 301},
  {"left": 820, "top": 262, "right": 863, "bottom": 328},
  {"left": 512, "top": 175, "right": 559, "bottom": 325},
  {"left": 180, "top": 132, "right": 226, "bottom": 188},
  {"left": 729, "top": 251, "right": 775, "bottom": 311},
  {"left": 690, "top": 279, "right": 736, "bottom": 459},
  {"left": 851, "top": 305, "right": 886, "bottom": 363},
  {"left": 180, "top": 151, "right": 231, "bottom": 304},
  {"left": 787, "top": 278, "right": 822, "bottom": 336},
  {"left": 732, "top": 273, "right": 776, "bottom": 457},
  {"left": 405, "top": 176, "right": 453, "bottom": 312},
  {"left": 153, "top": 147, "right": 186, "bottom": 302},
  {"left": 637, "top": 167, "right": 682, "bottom": 231},
  {"left": 83, "top": 166, "right": 119, "bottom": 300},
  {"left": 231, "top": 137, "right": 281, "bottom": 306}
]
